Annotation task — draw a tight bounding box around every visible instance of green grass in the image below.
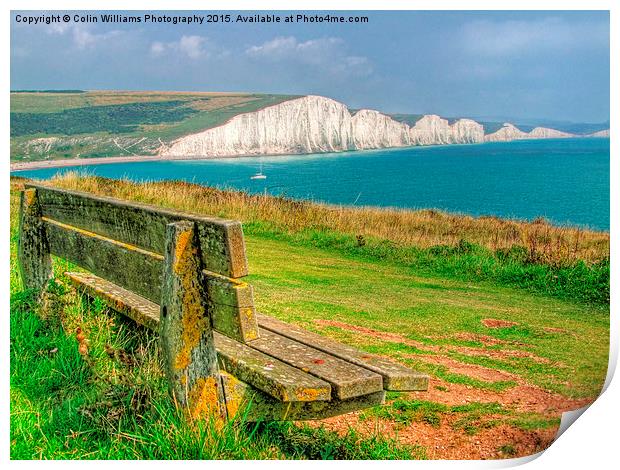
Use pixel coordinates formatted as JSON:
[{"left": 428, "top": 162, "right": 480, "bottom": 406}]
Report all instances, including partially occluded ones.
[
  {"left": 10, "top": 280, "right": 423, "bottom": 459},
  {"left": 244, "top": 222, "right": 609, "bottom": 305},
  {"left": 10, "top": 91, "right": 297, "bottom": 160},
  {"left": 9, "top": 180, "right": 609, "bottom": 459},
  {"left": 243, "top": 234, "right": 608, "bottom": 398},
  {"left": 362, "top": 399, "right": 560, "bottom": 436},
  {"left": 11, "top": 101, "right": 200, "bottom": 137}
]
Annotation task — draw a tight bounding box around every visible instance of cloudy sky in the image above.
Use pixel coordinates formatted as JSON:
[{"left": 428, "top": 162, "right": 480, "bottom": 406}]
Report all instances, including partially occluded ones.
[{"left": 10, "top": 10, "right": 609, "bottom": 123}]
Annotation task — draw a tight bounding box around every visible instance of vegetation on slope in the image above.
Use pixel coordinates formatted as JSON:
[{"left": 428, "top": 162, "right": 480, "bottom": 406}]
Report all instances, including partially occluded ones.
[
  {"left": 11, "top": 101, "right": 199, "bottom": 136},
  {"left": 10, "top": 177, "right": 609, "bottom": 459},
  {"left": 10, "top": 91, "right": 298, "bottom": 161},
  {"left": 37, "top": 174, "right": 610, "bottom": 304}
]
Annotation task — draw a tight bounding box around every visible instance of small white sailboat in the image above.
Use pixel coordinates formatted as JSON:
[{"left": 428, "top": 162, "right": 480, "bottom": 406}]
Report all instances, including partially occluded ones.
[{"left": 250, "top": 161, "right": 267, "bottom": 180}]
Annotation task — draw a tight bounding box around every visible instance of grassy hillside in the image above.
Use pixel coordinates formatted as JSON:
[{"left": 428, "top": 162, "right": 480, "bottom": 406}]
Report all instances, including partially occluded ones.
[
  {"left": 10, "top": 91, "right": 298, "bottom": 162},
  {"left": 10, "top": 177, "right": 609, "bottom": 459}
]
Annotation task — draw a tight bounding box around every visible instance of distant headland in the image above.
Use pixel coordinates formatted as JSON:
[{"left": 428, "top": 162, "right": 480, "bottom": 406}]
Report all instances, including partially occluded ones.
[{"left": 10, "top": 90, "right": 609, "bottom": 170}]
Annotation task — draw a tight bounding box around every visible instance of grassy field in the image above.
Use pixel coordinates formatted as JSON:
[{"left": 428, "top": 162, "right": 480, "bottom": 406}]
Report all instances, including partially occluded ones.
[
  {"left": 10, "top": 177, "right": 609, "bottom": 459},
  {"left": 10, "top": 91, "right": 297, "bottom": 161}
]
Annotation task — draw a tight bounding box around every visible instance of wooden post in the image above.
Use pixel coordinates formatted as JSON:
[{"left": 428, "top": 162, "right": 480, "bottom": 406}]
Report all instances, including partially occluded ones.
[
  {"left": 18, "top": 188, "right": 52, "bottom": 292},
  {"left": 159, "top": 220, "right": 226, "bottom": 420}
]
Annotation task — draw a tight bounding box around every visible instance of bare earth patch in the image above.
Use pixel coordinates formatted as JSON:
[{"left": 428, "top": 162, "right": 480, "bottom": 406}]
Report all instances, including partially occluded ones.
[
  {"left": 315, "top": 319, "right": 552, "bottom": 363},
  {"left": 452, "top": 346, "right": 552, "bottom": 364},
  {"left": 314, "top": 319, "right": 441, "bottom": 352},
  {"left": 408, "top": 355, "right": 518, "bottom": 383},
  {"left": 452, "top": 332, "right": 509, "bottom": 346},
  {"left": 309, "top": 318, "right": 595, "bottom": 459},
  {"left": 482, "top": 318, "right": 518, "bottom": 328},
  {"left": 409, "top": 378, "right": 590, "bottom": 414},
  {"left": 309, "top": 412, "right": 558, "bottom": 460},
  {"left": 543, "top": 327, "right": 568, "bottom": 334}
]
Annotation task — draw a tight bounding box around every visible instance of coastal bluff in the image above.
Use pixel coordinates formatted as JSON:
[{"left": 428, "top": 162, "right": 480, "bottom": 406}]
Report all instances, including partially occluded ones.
[{"left": 161, "top": 95, "right": 600, "bottom": 158}]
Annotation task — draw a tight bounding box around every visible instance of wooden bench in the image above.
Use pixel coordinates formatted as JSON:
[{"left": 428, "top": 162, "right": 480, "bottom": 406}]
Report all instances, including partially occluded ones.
[{"left": 18, "top": 183, "right": 429, "bottom": 421}]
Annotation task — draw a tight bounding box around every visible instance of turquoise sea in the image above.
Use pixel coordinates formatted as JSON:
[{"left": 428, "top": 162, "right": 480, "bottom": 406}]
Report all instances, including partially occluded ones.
[{"left": 14, "top": 138, "right": 610, "bottom": 230}]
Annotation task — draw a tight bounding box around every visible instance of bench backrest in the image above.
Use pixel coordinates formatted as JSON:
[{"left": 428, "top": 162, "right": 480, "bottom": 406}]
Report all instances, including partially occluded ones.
[{"left": 22, "top": 183, "right": 259, "bottom": 343}]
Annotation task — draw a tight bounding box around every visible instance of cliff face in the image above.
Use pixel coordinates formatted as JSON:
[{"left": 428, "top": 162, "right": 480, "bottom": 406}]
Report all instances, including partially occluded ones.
[
  {"left": 163, "top": 95, "right": 355, "bottom": 157},
  {"left": 351, "top": 109, "right": 410, "bottom": 149},
  {"left": 589, "top": 129, "right": 610, "bottom": 138},
  {"left": 162, "top": 95, "right": 486, "bottom": 157},
  {"left": 525, "top": 127, "right": 574, "bottom": 139},
  {"left": 485, "top": 124, "right": 576, "bottom": 142},
  {"left": 449, "top": 118, "right": 485, "bottom": 144},
  {"left": 484, "top": 123, "right": 529, "bottom": 142},
  {"left": 162, "top": 95, "right": 580, "bottom": 158}
]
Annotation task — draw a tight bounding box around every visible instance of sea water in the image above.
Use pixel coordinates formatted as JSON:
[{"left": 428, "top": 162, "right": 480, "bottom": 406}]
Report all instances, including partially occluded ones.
[{"left": 14, "top": 138, "right": 610, "bottom": 230}]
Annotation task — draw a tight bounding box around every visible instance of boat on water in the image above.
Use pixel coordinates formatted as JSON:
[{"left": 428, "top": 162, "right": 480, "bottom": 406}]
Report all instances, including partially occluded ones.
[{"left": 250, "top": 162, "right": 267, "bottom": 180}]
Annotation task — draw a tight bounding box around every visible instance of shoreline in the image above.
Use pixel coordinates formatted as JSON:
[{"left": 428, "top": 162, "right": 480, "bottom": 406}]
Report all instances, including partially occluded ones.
[
  {"left": 10, "top": 154, "right": 226, "bottom": 172},
  {"left": 9, "top": 136, "right": 605, "bottom": 172}
]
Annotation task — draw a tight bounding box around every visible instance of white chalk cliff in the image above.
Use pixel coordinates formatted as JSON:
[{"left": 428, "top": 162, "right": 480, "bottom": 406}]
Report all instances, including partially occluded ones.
[
  {"left": 588, "top": 129, "right": 610, "bottom": 138},
  {"left": 484, "top": 124, "right": 578, "bottom": 142},
  {"left": 526, "top": 127, "right": 574, "bottom": 139},
  {"left": 161, "top": 95, "right": 593, "bottom": 158},
  {"left": 484, "top": 123, "right": 529, "bottom": 142},
  {"left": 408, "top": 115, "right": 484, "bottom": 145}
]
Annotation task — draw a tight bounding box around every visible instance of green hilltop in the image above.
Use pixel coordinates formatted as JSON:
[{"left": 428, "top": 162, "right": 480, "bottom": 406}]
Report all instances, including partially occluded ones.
[{"left": 10, "top": 90, "right": 298, "bottom": 162}]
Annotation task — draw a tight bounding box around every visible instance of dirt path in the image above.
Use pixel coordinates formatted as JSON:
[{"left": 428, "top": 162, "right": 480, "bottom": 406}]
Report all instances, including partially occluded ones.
[{"left": 309, "top": 319, "right": 596, "bottom": 459}]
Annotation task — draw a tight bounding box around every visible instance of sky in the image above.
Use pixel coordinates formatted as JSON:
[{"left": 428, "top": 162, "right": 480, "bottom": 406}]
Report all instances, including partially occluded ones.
[{"left": 10, "top": 10, "right": 610, "bottom": 123}]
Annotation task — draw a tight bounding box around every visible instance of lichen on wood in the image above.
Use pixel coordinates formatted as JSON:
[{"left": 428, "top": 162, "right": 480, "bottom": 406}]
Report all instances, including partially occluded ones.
[
  {"left": 18, "top": 188, "right": 52, "bottom": 292},
  {"left": 159, "top": 220, "right": 226, "bottom": 419}
]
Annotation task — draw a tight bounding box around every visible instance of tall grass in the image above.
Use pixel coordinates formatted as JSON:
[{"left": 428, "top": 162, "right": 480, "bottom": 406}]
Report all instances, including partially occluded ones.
[
  {"left": 34, "top": 173, "right": 608, "bottom": 266},
  {"left": 17, "top": 173, "right": 608, "bottom": 304},
  {"left": 10, "top": 288, "right": 422, "bottom": 459}
]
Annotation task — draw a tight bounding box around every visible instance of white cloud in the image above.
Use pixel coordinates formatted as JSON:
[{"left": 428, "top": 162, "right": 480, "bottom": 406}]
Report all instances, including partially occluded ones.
[
  {"left": 150, "top": 41, "right": 166, "bottom": 56},
  {"left": 245, "top": 36, "right": 372, "bottom": 78},
  {"left": 178, "top": 35, "right": 205, "bottom": 59},
  {"left": 39, "top": 22, "right": 121, "bottom": 49},
  {"left": 246, "top": 36, "right": 297, "bottom": 59},
  {"left": 149, "top": 35, "right": 222, "bottom": 60},
  {"left": 46, "top": 23, "right": 71, "bottom": 35},
  {"left": 460, "top": 17, "right": 608, "bottom": 56}
]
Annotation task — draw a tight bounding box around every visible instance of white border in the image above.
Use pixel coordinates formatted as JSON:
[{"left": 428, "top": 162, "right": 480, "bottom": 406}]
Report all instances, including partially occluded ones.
[{"left": 3, "top": 1, "right": 616, "bottom": 468}]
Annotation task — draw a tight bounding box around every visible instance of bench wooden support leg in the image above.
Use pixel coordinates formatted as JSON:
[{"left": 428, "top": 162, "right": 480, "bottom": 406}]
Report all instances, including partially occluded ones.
[
  {"left": 18, "top": 188, "right": 52, "bottom": 292},
  {"left": 160, "top": 221, "right": 226, "bottom": 420}
]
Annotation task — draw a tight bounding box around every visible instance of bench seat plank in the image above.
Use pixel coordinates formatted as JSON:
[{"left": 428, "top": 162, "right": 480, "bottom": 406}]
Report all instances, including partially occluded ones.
[
  {"left": 68, "top": 272, "right": 331, "bottom": 403},
  {"left": 248, "top": 330, "right": 383, "bottom": 400},
  {"left": 257, "top": 314, "right": 429, "bottom": 391},
  {"left": 67, "top": 272, "right": 160, "bottom": 331},
  {"left": 220, "top": 372, "right": 385, "bottom": 422}
]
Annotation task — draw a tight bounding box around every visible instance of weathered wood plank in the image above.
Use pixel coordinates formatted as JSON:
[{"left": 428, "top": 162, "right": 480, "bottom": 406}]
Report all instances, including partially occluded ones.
[
  {"left": 43, "top": 217, "right": 164, "bottom": 303},
  {"left": 257, "top": 314, "right": 429, "bottom": 391},
  {"left": 221, "top": 373, "right": 385, "bottom": 421},
  {"left": 27, "top": 183, "right": 248, "bottom": 278},
  {"left": 44, "top": 217, "right": 258, "bottom": 342},
  {"left": 248, "top": 329, "right": 383, "bottom": 400},
  {"left": 160, "top": 221, "right": 225, "bottom": 419},
  {"left": 203, "top": 274, "right": 259, "bottom": 342},
  {"left": 67, "top": 271, "right": 160, "bottom": 331},
  {"left": 66, "top": 272, "right": 331, "bottom": 403},
  {"left": 18, "top": 189, "right": 52, "bottom": 291},
  {"left": 215, "top": 333, "right": 331, "bottom": 402}
]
